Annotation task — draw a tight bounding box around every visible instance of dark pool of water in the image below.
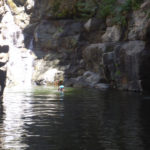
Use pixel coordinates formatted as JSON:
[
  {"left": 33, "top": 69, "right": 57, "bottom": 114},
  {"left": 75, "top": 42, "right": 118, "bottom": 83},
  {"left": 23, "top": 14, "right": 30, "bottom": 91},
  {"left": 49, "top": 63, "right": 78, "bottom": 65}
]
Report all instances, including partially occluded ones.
[{"left": 0, "top": 86, "right": 150, "bottom": 150}]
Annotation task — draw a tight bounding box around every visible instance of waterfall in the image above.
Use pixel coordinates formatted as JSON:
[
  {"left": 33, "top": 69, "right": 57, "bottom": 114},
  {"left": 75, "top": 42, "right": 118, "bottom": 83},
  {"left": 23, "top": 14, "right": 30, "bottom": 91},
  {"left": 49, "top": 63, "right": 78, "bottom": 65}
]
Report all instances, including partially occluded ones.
[
  {"left": 1, "top": 3, "right": 34, "bottom": 88},
  {"left": 29, "top": 38, "right": 34, "bottom": 51},
  {"left": 23, "top": 38, "right": 34, "bottom": 86}
]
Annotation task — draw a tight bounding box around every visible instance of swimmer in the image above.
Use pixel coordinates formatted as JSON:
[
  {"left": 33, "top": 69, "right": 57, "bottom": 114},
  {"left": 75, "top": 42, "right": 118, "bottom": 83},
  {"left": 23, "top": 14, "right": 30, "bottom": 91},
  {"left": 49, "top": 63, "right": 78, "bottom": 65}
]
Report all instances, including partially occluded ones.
[
  {"left": 58, "top": 85, "right": 64, "bottom": 92},
  {"left": 58, "top": 80, "right": 64, "bottom": 92}
]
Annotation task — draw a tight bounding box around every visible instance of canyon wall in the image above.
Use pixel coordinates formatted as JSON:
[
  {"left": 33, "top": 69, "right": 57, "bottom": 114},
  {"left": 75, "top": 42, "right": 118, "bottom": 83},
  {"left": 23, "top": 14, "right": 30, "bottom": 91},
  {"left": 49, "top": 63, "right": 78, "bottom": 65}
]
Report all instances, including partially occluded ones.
[{"left": 0, "top": 0, "right": 150, "bottom": 93}]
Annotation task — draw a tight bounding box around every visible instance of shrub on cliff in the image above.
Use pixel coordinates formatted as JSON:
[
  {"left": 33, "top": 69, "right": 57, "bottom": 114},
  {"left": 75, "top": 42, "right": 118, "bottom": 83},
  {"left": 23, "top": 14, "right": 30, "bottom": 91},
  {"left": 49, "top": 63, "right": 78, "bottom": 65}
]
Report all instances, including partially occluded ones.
[
  {"left": 50, "top": 0, "right": 143, "bottom": 21},
  {"left": 97, "top": 0, "right": 143, "bottom": 26},
  {"left": 50, "top": 0, "right": 98, "bottom": 19}
]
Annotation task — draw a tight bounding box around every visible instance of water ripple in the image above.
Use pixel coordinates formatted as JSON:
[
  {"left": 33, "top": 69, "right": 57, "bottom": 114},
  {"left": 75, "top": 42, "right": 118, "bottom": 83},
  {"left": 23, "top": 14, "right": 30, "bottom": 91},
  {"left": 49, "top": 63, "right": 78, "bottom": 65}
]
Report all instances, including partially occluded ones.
[{"left": 0, "top": 87, "right": 150, "bottom": 150}]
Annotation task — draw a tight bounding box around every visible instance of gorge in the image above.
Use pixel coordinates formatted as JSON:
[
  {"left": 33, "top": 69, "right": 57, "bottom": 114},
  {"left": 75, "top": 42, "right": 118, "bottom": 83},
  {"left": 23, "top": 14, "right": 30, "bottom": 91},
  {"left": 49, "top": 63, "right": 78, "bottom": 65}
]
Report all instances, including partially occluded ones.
[
  {"left": 1, "top": 1, "right": 150, "bottom": 149},
  {"left": 1, "top": 0, "right": 150, "bottom": 97}
]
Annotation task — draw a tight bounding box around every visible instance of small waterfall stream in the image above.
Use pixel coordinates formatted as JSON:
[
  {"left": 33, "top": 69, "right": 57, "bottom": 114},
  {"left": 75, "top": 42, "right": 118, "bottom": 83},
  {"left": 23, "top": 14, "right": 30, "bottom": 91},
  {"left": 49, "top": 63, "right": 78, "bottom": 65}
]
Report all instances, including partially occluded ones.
[
  {"left": 1, "top": 3, "right": 35, "bottom": 87},
  {"left": 23, "top": 38, "right": 34, "bottom": 86}
]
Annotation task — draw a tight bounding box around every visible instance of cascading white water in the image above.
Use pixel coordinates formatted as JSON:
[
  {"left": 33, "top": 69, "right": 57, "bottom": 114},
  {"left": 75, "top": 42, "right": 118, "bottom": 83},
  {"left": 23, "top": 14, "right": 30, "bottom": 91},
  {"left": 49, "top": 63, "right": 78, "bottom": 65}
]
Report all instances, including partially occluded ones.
[
  {"left": 0, "top": 3, "right": 35, "bottom": 88},
  {"left": 23, "top": 38, "right": 34, "bottom": 86}
]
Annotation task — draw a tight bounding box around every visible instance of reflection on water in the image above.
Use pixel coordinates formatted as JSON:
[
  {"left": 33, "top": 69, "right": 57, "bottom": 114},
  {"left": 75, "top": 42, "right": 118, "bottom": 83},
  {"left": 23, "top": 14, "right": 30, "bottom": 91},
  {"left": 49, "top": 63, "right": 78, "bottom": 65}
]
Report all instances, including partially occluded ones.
[
  {"left": 0, "top": 88, "right": 33, "bottom": 149},
  {"left": 0, "top": 86, "right": 150, "bottom": 150}
]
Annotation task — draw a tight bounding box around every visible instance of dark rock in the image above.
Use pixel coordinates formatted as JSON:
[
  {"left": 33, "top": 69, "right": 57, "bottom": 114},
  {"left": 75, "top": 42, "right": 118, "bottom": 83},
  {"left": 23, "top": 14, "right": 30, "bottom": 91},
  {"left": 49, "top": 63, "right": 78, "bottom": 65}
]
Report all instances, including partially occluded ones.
[
  {"left": 103, "top": 41, "right": 145, "bottom": 91},
  {"left": 84, "top": 18, "right": 105, "bottom": 32},
  {"left": 0, "top": 45, "right": 9, "bottom": 53},
  {"left": 140, "top": 50, "right": 150, "bottom": 91},
  {"left": 0, "top": 70, "right": 6, "bottom": 96},
  {"left": 82, "top": 43, "right": 106, "bottom": 73},
  {"left": 34, "top": 20, "right": 82, "bottom": 51}
]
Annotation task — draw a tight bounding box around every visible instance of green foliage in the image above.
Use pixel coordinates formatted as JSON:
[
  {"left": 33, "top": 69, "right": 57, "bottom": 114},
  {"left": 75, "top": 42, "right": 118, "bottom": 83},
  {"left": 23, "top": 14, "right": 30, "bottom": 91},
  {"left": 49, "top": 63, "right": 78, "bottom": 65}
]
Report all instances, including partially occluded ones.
[
  {"left": 50, "top": 0, "right": 143, "bottom": 22},
  {"left": 132, "top": 0, "right": 143, "bottom": 10},
  {"left": 112, "top": 0, "right": 143, "bottom": 26},
  {"left": 76, "top": 0, "right": 97, "bottom": 19},
  {"left": 50, "top": 0, "right": 76, "bottom": 18},
  {"left": 147, "top": 9, "right": 150, "bottom": 18},
  {"left": 52, "top": 27, "right": 64, "bottom": 38},
  {"left": 112, "top": 0, "right": 132, "bottom": 26},
  {"left": 115, "top": 63, "right": 121, "bottom": 77},
  {"left": 115, "top": 70, "right": 121, "bottom": 76},
  {"left": 97, "top": 0, "right": 117, "bottom": 18},
  {"left": 70, "top": 38, "right": 78, "bottom": 48},
  {"left": 121, "top": 0, "right": 132, "bottom": 12},
  {"left": 113, "top": 15, "right": 127, "bottom": 26},
  {"left": 51, "top": 0, "right": 61, "bottom": 14},
  {"left": 57, "top": 27, "right": 63, "bottom": 33},
  {"left": 50, "top": 0, "right": 97, "bottom": 19}
]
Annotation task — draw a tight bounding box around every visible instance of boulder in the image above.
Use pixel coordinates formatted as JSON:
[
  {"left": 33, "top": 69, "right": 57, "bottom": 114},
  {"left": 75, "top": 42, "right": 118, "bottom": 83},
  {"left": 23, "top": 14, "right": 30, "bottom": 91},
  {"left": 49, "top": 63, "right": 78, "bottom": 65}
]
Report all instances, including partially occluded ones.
[
  {"left": 102, "top": 26, "right": 121, "bottom": 42},
  {"left": 83, "top": 71, "right": 100, "bottom": 86},
  {"left": 64, "top": 70, "right": 101, "bottom": 88},
  {"left": 65, "top": 71, "right": 101, "bottom": 88},
  {"left": 128, "top": 9, "right": 150, "bottom": 40},
  {"left": 95, "top": 83, "right": 110, "bottom": 90},
  {"left": 32, "top": 59, "right": 64, "bottom": 85}
]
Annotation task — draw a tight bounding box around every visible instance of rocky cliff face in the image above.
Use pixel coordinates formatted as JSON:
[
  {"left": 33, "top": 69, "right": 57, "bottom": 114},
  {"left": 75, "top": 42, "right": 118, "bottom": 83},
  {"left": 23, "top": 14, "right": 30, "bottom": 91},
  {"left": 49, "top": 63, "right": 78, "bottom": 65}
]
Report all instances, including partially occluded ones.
[
  {"left": 0, "top": 0, "right": 35, "bottom": 93},
  {"left": 0, "top": 0, "right": 150, "bottom": 92}
]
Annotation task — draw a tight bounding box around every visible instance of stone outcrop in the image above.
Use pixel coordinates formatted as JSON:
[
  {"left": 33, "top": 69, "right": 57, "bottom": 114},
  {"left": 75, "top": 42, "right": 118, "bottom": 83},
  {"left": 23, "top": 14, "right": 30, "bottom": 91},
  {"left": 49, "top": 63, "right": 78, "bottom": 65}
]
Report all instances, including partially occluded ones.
[
  {"left": 34, "top": 20, "right": 82, "bottom": 51},
  {"left": 103, "top": 41, "right": 145, "bottom": 91},
  {"left": 101, "top": 26, "right": 121, "bottom": 42}
]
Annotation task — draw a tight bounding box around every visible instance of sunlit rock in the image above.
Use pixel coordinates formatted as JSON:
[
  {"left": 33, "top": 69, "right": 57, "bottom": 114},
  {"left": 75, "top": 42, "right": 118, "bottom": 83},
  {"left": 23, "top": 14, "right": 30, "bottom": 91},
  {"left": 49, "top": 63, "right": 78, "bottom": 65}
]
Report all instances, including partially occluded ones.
[
  {"left": 0, "top": 3, "right": 34, "bottom": 88},
  {"left": 25, "top": 0, "right": 35, "bottom": 11},
  {"left": 84, "top": 18, "right": 92, "bottom": 32},
  {"left": 102, "top": 26, "right": 121, "bottom": 42},
  {"left": 95, "top": 83, "right": 110, "bottom": 90},
  {"left": 128, "top": 9, "right": 150, "bottom": 40},
  {"left": 32, "top": 59, "right": 64, "bottom": 85}
]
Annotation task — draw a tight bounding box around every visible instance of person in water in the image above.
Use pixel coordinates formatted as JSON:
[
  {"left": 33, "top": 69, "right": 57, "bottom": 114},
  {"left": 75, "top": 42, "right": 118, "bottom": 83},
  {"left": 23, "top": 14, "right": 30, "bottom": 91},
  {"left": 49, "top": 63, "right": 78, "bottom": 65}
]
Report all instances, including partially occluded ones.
[
  {"left": 58, "top": 85, "right": 64, "bottom": 92},
  {"left": 58, "top": 80, "right": 64, "bottom": 92}
]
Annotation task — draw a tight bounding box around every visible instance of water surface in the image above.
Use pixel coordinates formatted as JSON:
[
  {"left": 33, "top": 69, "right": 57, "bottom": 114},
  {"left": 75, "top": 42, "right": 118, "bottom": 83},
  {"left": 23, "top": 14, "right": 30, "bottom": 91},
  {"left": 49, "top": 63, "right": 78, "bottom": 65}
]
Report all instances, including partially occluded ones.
[{"left": 0, "top": 86, "right": 150, "bottom": 150}]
